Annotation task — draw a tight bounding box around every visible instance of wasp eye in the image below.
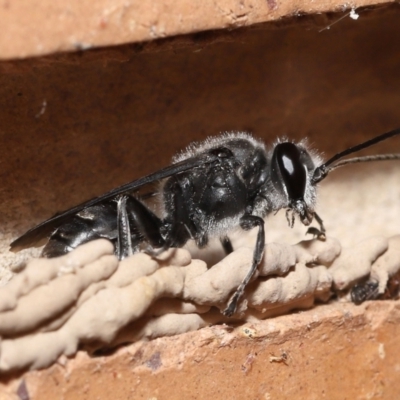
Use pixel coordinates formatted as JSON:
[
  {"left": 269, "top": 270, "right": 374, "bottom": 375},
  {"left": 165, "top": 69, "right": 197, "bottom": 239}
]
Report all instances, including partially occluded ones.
[{"left": 272, "top": 142, "right": 307, "bottom": 201}]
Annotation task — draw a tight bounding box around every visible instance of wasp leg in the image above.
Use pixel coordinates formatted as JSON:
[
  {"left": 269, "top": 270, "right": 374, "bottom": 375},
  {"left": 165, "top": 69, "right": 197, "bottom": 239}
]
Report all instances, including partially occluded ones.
[
  {"left": 220, "top": 236, "right": 234, "bottom": 255},
  {"left": 306, "top": 211, "right": 326, "bottom": 240},
  {"left": 124, "top": 195, "right": 165, "bottom": 257},
  {"left": 116, "top": 196, "right": 134, "bottom": 259},
  {"left": 314, "top": 212, "right": 326, "bottom": 234},
  {"left": 163, "top": 176, "right": 201, "bottom": 249},
  {"left": 223, "top": 215, "right": 265, "bottom": 317}
]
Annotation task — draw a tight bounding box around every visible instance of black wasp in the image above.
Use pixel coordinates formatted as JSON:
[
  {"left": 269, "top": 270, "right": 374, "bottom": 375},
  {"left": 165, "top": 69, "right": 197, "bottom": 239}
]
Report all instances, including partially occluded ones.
[{"left": 10, "top": 129, "right": 400, "bottom": 316}]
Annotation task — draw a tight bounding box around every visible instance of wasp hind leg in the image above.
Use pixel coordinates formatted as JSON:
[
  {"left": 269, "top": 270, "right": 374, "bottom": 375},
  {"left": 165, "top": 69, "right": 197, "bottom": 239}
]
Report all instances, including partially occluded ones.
[
  {"left": 116, "top": 195, "right": 134, "bottom": 259},
  {"left": 120, "top": 195, "right": 166, "bottom": 259},
  {"left": 223, "top": 215, "right": 265, "bottom": 317}
]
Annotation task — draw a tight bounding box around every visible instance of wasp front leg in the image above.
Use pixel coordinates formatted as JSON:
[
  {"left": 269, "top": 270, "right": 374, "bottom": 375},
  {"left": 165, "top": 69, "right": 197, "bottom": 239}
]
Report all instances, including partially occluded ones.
[{"left": 306, "top": 211, "right": 326, "bottom": 240}]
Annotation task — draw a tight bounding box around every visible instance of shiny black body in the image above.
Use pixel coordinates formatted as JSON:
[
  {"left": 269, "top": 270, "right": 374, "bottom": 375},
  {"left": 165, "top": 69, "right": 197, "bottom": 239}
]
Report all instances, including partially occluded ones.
[
  {"left": 10, "top": 129, "right": 400, "bottom": 315},
  {"left": 351, "top": 275, "right": 400, "bottom": 304},
  {"left": 350, "top": 281, "right": 380, "bottom": 305},
  {"left": 41, "top": 201, "right": 119, "bottom": 258}
]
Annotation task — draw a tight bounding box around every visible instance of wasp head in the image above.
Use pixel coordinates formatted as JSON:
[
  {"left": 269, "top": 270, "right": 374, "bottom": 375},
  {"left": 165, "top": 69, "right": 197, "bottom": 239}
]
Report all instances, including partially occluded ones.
[{"left": 270, "top": 141, "right": 319, "bottom": 227}]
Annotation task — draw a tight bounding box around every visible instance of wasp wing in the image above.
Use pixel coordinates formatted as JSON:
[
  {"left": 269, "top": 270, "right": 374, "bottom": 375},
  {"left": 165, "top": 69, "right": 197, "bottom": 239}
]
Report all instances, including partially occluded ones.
[{"left": 10, "top": 151, "right": 221, "bottom": 252}]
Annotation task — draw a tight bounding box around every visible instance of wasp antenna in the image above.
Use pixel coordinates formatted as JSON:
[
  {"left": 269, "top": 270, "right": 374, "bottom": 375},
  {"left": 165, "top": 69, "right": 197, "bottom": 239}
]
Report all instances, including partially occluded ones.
[
  {"left": 328, "top": 153, "right": 400, "bottom": 170},
  {"left": 312, "top": 127, "right": 400, "bottom": 183},
  {"left": 324, "top": 127, "right": 400, "bottom": 166}
]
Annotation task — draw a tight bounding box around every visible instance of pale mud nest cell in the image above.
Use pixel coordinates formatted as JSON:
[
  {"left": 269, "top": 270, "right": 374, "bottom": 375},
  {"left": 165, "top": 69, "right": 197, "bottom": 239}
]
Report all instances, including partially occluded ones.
[{"left": 0, "top": 232, "right": 399, "bottom": 373}]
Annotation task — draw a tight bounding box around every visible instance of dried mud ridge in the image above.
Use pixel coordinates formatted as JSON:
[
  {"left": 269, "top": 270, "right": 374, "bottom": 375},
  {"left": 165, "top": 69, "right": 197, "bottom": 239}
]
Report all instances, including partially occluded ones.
[{"left": 0, "top": 233, "right": 399, "bottom": 373}]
